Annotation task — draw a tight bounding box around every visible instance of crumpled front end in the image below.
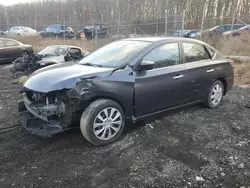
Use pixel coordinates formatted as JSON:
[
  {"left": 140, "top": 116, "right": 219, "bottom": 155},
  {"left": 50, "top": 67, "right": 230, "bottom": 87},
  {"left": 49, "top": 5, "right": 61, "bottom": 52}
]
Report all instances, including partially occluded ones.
[{"left": 19, "top": 90, "right": 75, "bottom": 136}]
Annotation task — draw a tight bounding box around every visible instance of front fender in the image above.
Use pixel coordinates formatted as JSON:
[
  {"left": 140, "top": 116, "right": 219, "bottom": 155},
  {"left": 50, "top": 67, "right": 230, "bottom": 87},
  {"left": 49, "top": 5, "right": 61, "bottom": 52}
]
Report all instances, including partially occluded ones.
[{"left": 66, "top": 69, "right": 135, "bottom": 119}]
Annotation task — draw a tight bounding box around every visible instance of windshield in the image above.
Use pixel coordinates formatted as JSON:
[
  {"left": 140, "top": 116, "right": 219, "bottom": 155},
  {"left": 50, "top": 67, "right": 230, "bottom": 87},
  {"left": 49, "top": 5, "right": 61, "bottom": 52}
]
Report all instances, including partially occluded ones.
[
  {"left": 79, "top": 40, "right": 151, "bottom": 68},
  {"left": 38, "top": 46, "right": 68, "bottom": 56}
]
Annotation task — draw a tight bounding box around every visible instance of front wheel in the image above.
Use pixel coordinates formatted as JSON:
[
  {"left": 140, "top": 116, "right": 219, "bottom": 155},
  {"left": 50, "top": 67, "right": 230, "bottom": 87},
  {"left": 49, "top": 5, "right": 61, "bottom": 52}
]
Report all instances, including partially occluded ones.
[
  {"left": 204, "top": 80, "right": 224, "bottom": 108},
  {"left": 80, "top": 99, "right": 125, "bottom": 146}
]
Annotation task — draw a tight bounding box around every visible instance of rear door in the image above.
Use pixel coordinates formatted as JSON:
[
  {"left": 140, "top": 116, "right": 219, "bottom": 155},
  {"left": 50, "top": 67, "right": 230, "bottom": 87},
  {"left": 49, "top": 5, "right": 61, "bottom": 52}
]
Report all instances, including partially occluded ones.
[
  {"left": 181, "top": 42, "right": 216, "bottom": 101},
  {"left": 3, "top": 39, "right": 21, "bottom": 61},
  {"left": 134, "top": 42, "right": 194, "bottom": 118}
]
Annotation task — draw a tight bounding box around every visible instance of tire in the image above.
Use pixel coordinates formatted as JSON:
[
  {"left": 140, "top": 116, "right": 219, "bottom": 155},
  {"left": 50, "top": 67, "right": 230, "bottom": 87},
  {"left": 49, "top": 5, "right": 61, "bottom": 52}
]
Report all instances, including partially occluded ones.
[
  {"left": 204, "top": 80, "right": 224, "bottom": 108},
  {"left": 21, "top": 51, "right": 30, "bottom": 60},
  {"left": 80, "top": 99, "right": 125, "bottom": 146}
]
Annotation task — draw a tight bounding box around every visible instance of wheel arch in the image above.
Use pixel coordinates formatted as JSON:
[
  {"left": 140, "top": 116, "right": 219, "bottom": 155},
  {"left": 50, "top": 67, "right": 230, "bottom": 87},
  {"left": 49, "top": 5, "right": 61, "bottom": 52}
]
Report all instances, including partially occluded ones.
[
  {"left": 89, "top": 96, "right": 126, "bottom": 116},
  {"left": 216, "top": 77, "right": 227, "bottom": 95}
]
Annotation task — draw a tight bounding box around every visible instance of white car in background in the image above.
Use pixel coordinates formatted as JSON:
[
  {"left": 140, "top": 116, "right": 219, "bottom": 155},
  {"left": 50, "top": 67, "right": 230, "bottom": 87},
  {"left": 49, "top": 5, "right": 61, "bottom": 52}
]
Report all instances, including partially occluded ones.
[{"left": 4, "top": 26, "right": 38, "bottom": 37}]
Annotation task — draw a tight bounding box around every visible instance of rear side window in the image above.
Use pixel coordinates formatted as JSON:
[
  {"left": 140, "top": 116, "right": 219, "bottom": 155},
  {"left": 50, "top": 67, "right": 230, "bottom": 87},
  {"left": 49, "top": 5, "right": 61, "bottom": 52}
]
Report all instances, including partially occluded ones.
[
  {"left": 65, "top": 26, "right": 73, "bottom": 32},
  {"left": 143, "top": 43, "right": 180, "bottom": 69},
  {"left": 4, "top": 40, "right": 18, "bottom": 47},
  {"left": 183, "top": 43, "right": 210, "bottom": 63},
  {"left": 224, "top": 25, "right": 232, "bottom": 31}
]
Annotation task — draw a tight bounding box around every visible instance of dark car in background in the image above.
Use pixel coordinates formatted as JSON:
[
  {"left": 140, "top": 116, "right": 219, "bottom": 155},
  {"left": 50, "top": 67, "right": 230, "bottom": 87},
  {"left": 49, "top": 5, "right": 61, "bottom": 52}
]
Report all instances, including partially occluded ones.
[
  {"left": 19, "top": 37, "right": 233, "bottom": 146},
  {"left": 200, "top": 24, "right": 245, "bottom": 37},
  {"left": 75, "top": 24, "right": 109, "bottom": 40},
  {"left": 39, "top": 25, "right": 74, "bottom": 39},
  {"left": 0, "top": 38, "right": 33, "bottom": 63},
  {"left": 222, "top": 25, "right": 250, "bottom": 37}
]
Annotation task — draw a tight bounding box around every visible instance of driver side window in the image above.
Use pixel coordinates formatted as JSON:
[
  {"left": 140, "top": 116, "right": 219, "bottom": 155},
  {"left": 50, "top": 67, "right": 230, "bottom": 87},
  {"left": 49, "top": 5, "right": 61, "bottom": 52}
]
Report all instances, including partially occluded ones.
[{"left": 142, "top": 43, "right": 180, "bottom": 69}]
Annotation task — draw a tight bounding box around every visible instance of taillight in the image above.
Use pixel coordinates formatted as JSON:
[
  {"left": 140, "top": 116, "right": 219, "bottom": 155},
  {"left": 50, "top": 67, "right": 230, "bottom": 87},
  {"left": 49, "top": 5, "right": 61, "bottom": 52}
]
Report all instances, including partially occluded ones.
[{"left": 229, "top": 59, "right": 234, "bottom": 67}]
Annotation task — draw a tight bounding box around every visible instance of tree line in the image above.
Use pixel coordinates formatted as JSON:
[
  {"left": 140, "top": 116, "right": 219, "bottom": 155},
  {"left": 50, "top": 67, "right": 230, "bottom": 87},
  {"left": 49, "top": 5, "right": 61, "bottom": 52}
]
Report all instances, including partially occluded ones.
[{"left": 0, "top": 0, "right": 250, "bottom": 31}]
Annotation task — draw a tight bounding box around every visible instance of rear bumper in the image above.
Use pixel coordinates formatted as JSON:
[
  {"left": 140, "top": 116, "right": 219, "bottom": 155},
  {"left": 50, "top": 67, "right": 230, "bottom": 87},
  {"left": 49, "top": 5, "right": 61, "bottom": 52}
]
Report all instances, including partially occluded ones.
[{"left": 19, "top": 100, "right": 68, "bottom": 137}]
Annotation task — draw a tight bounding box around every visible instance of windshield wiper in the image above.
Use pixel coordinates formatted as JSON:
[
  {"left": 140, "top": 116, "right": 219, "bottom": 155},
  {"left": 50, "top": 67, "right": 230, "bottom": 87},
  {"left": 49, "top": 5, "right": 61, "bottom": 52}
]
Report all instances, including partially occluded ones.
[{"left": 82, "top": 63, "right": 103, "bottom": 67}]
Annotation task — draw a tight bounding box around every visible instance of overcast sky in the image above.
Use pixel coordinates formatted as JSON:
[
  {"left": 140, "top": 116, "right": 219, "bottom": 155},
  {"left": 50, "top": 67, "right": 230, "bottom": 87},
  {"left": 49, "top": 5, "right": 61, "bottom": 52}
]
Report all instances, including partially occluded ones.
[{"left": 0, "top": 0, "right": 33, "bottom": 6}]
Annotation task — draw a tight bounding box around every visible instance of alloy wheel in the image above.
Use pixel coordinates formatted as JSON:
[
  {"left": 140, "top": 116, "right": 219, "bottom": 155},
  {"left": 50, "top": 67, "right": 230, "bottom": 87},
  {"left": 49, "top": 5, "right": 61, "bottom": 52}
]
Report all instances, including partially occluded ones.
[
  {"left": 210, "top": 84, "right": 223, "bottom": 106},
  {"left": 93, "top": 107, "right": 122, "bottom": 140}
]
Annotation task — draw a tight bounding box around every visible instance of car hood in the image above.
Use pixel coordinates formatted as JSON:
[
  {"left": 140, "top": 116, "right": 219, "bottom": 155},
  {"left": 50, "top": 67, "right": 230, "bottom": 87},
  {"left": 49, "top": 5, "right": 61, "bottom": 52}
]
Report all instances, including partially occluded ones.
[
  {"left": 24, "top": 62, "right": 113, "bottom": 93},
  {"left": 37, "top": 55, "right": 65, "bottom": 65}
]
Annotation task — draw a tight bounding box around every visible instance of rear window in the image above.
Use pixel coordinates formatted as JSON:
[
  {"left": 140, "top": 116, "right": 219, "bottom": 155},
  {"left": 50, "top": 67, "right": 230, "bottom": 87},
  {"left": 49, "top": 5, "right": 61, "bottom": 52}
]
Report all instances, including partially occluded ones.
[{"left": 65, "top": 27, "right": 73, "bottom": 32}]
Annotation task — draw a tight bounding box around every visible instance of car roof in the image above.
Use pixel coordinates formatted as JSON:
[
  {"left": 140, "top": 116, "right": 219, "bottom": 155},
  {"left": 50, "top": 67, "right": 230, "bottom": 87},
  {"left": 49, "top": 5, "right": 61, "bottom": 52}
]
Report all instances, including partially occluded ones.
[
  {"left": 48, "top": 45, "right": 81, "bottom": 49},
  {"left": 123, "top": 37, "right": 207, "bottom": 44},
  {"left": 216, "top": 24, "right": 244, "bottom": 27},
  {"left": 0, "top": 38, "right": 23, "bottom": 44},
  {"left": 48, "top": 25, "right": 69, "bottom": 27},
  {"left": 0, "top": 37, "right": 19, "bottom": 42}
]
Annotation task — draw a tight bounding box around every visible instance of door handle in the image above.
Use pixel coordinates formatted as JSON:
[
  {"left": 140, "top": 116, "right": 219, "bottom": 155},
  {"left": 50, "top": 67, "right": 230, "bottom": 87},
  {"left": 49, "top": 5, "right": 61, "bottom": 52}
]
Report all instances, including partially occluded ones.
[
  {"left": 207, "top": 69, "right": 215, "bottom": 73},
  {"left": 173, "top": 75, "right": 184, "bottom": 80}
]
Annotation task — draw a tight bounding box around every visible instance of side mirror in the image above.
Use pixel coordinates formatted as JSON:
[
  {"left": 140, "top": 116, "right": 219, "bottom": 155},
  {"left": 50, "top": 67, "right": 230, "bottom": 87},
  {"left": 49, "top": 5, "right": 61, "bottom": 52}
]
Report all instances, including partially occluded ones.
[
  {"left": 139, "top": 61, "right": 155, "bottom": 71},
  {"left": 64, "top": 53, "right": 71, "bottom": 61}
]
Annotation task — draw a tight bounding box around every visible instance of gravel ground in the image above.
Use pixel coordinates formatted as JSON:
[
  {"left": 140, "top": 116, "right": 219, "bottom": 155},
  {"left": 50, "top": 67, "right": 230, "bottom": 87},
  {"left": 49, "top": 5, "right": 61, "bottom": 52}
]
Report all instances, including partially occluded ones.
[{"left": 0, "top": 66, "right": 250, "bottom": 188}]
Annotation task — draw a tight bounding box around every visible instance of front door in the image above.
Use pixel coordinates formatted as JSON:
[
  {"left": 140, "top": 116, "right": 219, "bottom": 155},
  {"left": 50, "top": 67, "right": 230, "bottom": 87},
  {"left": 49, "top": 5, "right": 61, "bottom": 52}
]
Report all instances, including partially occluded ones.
[{"left": 134, "top": 42, "right": 194, "bottom": 118}]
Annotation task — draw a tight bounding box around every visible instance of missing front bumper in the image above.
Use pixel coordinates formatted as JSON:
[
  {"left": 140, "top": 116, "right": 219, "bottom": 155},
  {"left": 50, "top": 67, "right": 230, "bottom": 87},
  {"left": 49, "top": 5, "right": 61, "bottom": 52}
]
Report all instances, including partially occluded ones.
[{"left": 19, "top": 101, "right": 68, "bottom": 137}]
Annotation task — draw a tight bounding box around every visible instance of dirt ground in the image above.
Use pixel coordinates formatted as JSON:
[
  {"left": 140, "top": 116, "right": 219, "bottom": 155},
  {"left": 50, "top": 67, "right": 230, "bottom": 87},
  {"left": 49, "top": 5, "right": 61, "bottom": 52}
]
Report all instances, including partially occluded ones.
[{"left": 0, "top": 65, "right": 250, "bottom": 188}]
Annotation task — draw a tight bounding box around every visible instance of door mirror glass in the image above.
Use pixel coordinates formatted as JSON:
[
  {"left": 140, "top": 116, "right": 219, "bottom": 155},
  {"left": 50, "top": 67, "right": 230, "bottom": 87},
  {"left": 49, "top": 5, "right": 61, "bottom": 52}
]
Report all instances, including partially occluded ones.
[{"left": 140, "top": 61, "right": 155, "bottom": 71}]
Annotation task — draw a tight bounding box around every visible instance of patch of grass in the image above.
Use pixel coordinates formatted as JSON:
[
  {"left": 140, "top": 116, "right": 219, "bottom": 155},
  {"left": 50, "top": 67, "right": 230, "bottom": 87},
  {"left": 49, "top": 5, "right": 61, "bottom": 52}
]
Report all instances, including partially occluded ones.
[
  {"left": 202, "top": 34, "right": 250, "bottom": 56},
  {"left": 234, "top": 61, "right": 250, "bottom": 86}
]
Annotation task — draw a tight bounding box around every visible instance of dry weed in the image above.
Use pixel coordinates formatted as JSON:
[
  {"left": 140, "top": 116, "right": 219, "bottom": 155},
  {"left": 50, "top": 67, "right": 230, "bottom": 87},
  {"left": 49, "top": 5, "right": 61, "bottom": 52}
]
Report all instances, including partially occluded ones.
[{"left": 233, "top": 61, "right": 250, "bottom": 86}]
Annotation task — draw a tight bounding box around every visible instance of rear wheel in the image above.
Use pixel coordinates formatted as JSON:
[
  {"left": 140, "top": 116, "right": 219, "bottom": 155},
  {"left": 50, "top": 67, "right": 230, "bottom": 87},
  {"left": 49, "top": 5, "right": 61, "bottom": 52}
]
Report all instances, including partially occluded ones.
[
  {"left": 80, "top": 99, "right": 125, "bottom": 146},
  {"left": 204, "top": 80, "right": 224, "bottom": 108}
]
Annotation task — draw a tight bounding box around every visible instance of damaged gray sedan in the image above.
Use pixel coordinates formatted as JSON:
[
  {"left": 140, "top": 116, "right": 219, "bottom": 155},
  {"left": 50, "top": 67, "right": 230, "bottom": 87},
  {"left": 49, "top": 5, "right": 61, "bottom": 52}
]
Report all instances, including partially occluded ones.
[
  {"left": 19, "top": 37, "right": 234, "bottom": 145},
  {"left": 37, "top": 45, "right": 88, "bottom": 67}
]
